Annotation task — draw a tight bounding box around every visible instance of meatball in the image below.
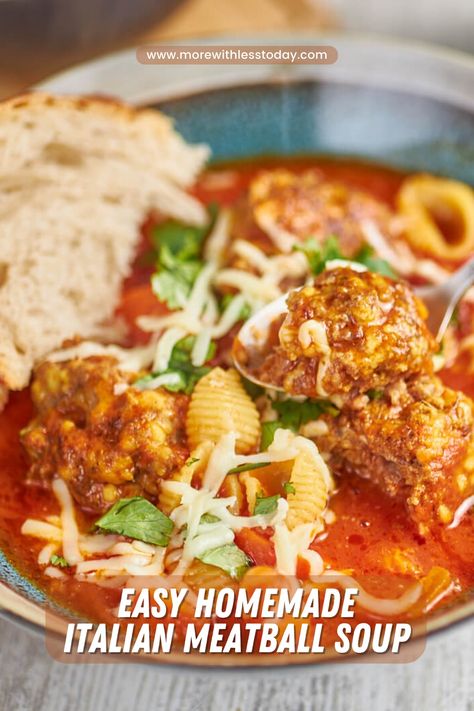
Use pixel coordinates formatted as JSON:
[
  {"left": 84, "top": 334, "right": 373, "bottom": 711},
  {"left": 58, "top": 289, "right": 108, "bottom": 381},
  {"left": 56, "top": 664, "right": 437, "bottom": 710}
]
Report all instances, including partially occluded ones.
[
  {"left": 248, "top": 169, "right": 395, "bottom": 255},
  {"left": 254, "top": 267, "right": 436, "bottom": 400},
  {"left": 316, "top": 374, "right": 474, "bottom": 526},
  {"left": 21, "top": 357, "right": 188, "bottom": 513}
]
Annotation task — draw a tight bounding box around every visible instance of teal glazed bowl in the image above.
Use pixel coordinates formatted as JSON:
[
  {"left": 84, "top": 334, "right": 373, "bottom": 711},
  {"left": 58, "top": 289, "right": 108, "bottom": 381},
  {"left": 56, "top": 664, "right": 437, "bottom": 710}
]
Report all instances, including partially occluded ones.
[{"left": 0, "top": 34, "right": 473, "bottom": 664}]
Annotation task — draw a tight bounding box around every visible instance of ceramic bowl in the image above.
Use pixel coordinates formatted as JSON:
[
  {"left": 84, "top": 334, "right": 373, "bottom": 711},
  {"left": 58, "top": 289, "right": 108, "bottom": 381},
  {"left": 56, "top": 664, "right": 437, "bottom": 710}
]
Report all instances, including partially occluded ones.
[{"left": 1, "top": 34, "right": 473, "bottom": 665}]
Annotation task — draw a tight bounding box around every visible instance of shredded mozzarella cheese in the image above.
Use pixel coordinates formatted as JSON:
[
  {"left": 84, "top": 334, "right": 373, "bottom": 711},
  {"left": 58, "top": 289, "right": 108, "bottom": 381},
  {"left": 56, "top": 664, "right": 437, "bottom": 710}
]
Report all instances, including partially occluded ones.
[
  {"left": 47, "top": 341, "right": 155, "bottom": 372},
  {"left": 324, "top": 571, "right": 423, "bottom": 616},
  {"left": 272, "top": 522, "right": 323, "bottom": 576},
  {"left": 52, "top": 478, "right": 83, "bottom": 565},
  {"left": 447, "top": 495, "right": 474, "bottom": 529}
]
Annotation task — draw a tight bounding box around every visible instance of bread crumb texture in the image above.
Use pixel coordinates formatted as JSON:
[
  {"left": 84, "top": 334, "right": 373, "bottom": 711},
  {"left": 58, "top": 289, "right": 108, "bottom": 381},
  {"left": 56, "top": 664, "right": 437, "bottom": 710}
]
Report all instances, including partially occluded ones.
[{"left": 0, "top": 93, "right": 209, "bottom": 391}]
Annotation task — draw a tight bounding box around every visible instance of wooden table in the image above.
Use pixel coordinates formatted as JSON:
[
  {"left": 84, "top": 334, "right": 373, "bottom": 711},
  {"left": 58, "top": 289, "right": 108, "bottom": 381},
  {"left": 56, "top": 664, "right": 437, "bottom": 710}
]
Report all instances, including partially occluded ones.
[{"left": 0, "top": 616, "right": 472, "bottom": 710}]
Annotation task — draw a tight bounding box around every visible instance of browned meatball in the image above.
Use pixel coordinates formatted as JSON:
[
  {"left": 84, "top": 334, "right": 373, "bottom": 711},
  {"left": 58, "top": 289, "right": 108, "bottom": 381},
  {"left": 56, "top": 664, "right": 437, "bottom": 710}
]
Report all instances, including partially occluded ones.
[
  {"left": 253, "top": 267, "right": 436, "bottom": 400},
  {"left": 248, "top": 169, "right": 395, "bottom": 255},
  {"left": 316, "top": 374, "right": 474, "bottom": 527},
  {"left": 21, "top": 357, "right": 188, "bottom": 513}
]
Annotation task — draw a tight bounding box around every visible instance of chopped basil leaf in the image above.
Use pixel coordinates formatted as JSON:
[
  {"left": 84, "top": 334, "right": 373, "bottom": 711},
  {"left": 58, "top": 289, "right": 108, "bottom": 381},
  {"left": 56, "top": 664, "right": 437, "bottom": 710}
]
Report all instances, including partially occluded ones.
[
  {"left": 254, "top": 494, "right": 280, "bottom": 515},
  {"left": 170, "top": 335, "right": 216, "bottom": 368},
  {"left": 151, "top": 260, "right": 201, "bottom": 310},
  {"left": 228, "top": 461, "right": 270, "bottom": 475},
  {"left": 186, "top": 457, "right": 200, "bottom": 467},
  {"left": 296, "top": 234, "right": 395, "bottom": 279},
  {"left": 261, "top": 421, "right": 283, "bottom": 450},
  {"left": 353, "top": 244, "right": 396, "bottom": 278},
  {"left": 283, "top": 482, "right": 296, "bottom": 495},
  {"left": 294, "top": 235, "right": 342, "bottom": 275},
  {"left": 367, "top": 388, "right": 384, "bottom": 401},
  {"left": 151, "top": 205, "right": 218, "bottom": 310},
  {"left": 133, "top": 336, "right": 216, "bottom": 395},
  {"left": 50, "top": 554, "right": 69, "bottom": 569},
  {"left": 133, "top": 370, "right": 188, "bottom": 392},
  {"left": 152, "top": 204, "right": 218, "bottom": 261},
  {"left": 197, "top": 543, "right": 250, "bottom": 580},
  {"left": 242, "top": 378, "right": 265, "bottom": 400},
  {"left": 272, "top": 398, "right": 339, "bottom": 431},
  {"left": 95, "top": 497, "right": 173, "bottom": 547}
]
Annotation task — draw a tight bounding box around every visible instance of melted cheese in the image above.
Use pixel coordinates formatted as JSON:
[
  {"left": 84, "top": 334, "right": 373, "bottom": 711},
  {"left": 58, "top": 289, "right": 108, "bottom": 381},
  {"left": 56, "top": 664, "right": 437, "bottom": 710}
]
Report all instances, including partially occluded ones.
[
  {"left": 21, "top": 519, "right": 63, "bottom": 542},
  {"left": 447, "top": 495, "right": 474, "bottom": 529},
  {"left": 47, "top": 341, "right": 155, "bottom": 372},
  {"left": 163, "top": 430, "right": 329, "bottom": 576},
  {"left": 37, "top": 542, "right": 58, "bottom": 566},
  {"left": 22, "top": 430, "right": 333, "bottom": 583},
  {"left": 153, "top": 327, "right": 187, "bottom": 372},
  {"left": 324, "top": 571, "right": 423, "bottom": 616},
  {"left": 52, "top": 478, "right": 83, "bottom": 565},
  {"left": 272, "top": 522, "right": 322, "bottom": 576}
]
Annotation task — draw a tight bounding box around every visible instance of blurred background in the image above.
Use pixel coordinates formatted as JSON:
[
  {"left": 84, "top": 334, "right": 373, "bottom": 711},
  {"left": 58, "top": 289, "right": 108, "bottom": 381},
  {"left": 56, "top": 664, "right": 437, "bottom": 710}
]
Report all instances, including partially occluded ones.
[{"left": 0, "top": 0, "right": 472, "bottom": 100}]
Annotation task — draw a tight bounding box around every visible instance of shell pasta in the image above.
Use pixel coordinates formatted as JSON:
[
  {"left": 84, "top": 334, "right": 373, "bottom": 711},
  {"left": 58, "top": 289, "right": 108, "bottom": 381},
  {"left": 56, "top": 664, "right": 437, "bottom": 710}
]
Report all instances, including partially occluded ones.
[
  {"left": 286, "top": 448, "right": 331, "bottom": 530},
  {"left": 186, "top": 367, "right": 261, "bottom": 454}
]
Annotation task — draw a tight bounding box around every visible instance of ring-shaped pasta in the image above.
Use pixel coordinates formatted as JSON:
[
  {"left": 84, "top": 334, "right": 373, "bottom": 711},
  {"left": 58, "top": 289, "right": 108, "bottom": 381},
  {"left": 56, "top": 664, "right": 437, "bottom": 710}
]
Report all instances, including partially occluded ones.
[{"left": 397, "top": 174, "right": 474, "bottom": 261}]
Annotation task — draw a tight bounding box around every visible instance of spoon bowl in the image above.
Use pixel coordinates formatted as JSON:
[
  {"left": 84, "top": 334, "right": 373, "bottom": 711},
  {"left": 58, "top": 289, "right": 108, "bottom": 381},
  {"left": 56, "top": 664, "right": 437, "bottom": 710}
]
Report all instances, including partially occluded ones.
[{"left": 232, "top": 292, "right": 288, "bottom": 391}]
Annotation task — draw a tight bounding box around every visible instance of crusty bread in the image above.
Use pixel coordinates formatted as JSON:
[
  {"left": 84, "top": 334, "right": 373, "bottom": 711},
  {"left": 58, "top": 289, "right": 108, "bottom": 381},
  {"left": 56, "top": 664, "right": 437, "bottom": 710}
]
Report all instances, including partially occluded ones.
[{"left": 0, "top": 92, "right": 209, "bottom": 395}]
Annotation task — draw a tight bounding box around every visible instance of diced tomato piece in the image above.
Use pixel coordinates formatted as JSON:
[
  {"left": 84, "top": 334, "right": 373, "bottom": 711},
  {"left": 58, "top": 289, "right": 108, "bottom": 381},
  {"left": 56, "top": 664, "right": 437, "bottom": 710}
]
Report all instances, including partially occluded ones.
[
  {"left": 296, "top": 555, "right": 311, "bottom": 581},
  {"left": 117, "top": 284, "right": 169, "bottom": 345},
  {"left": 235, "top": 528, "right": 276, "bottom": 567}
]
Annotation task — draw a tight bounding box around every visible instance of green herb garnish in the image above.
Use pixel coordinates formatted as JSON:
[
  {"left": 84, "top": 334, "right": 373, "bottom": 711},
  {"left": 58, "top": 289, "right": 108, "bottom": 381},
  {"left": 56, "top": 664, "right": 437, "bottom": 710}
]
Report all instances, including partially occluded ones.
[
  {"left": 134, "top": 335, "right": 216, "bottom": 395},
  {"left": 367, "top": 389, "right": 384, "bottom": 401},
  {"left": 199, "top": 513, "right": 220, "bottom": 525},
  {"left": 296, "top": 234, "right": 395, "bottom": 278},
  {"left": 152, "top": 261, "right": 202, "bottom": 310},
  {"left": 228, "top": 461, "right": 271, "bottom": 475},
  {"left": 186, "top": 457, "right": 200, "bottom": 467},
  {"left": 283, "top": 482, "right": 296, "bottom": 495},
  {"left": 261, "top": 421, "right": 282, "bottom": 450},
  {"left": 272, "top": 398, "right": 339, "bottom": 430},
  {"left": 260, "top": 399, "right": 339, "bottom": 449},
  {"left": 254, "top": 494, "right": 280, "bottom": 515},
  {"left": 219, "top": 293, "right": 252, "bottom": 321},
  {"left": 151, "top": 205, "right": 218, "bottom": 310},
  {"left": 95, "top": 497, "right": 173, "bottom": 547},
  {"left": 242, "top": 378, "right": 265, "bottom": 400},
  {"left": 353, "top": 244, "right": 396, "bottom": 278},
  {"left": 197, "top": 543, "right": 250, "bottom": 580},
  {"left": 50, "top": 555, "right": 69, "bottom": 569},
  {"left": 294, "top": 235, "right": 342, "bottom": 275}
]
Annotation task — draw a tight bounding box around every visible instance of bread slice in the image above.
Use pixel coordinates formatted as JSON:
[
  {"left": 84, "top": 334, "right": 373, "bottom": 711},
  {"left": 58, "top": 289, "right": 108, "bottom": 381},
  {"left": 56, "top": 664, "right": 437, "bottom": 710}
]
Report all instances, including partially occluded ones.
[{"left": 0, "top": 92, "right": 210, "bottom": 396}]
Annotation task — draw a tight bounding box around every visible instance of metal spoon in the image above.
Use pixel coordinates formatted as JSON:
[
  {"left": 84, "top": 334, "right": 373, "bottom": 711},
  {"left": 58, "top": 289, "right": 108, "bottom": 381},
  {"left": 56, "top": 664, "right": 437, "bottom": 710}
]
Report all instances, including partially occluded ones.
[
  {"left": 233, "top": 257, "right": 474, "bottom": 388},
  {"left": 415, "top": 255, "right": 474, "bottom": 341}
]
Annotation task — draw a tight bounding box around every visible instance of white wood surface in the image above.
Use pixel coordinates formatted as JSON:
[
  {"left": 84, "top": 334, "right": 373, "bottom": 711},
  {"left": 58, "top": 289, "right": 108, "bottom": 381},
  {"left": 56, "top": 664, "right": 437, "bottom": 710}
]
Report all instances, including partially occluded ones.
[{"left": 0, "top": 616, "right": 472, "bottom": 710}]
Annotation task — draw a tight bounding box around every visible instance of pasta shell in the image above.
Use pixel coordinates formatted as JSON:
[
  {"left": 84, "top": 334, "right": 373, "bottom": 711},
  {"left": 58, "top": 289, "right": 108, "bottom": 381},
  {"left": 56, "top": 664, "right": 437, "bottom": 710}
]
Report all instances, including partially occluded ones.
[
  {"left": 186, "top": 367, "right": 261, "bottom": 454},
  {"left": 286, "top": 448, "right": 329, "bottom": 530}
]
